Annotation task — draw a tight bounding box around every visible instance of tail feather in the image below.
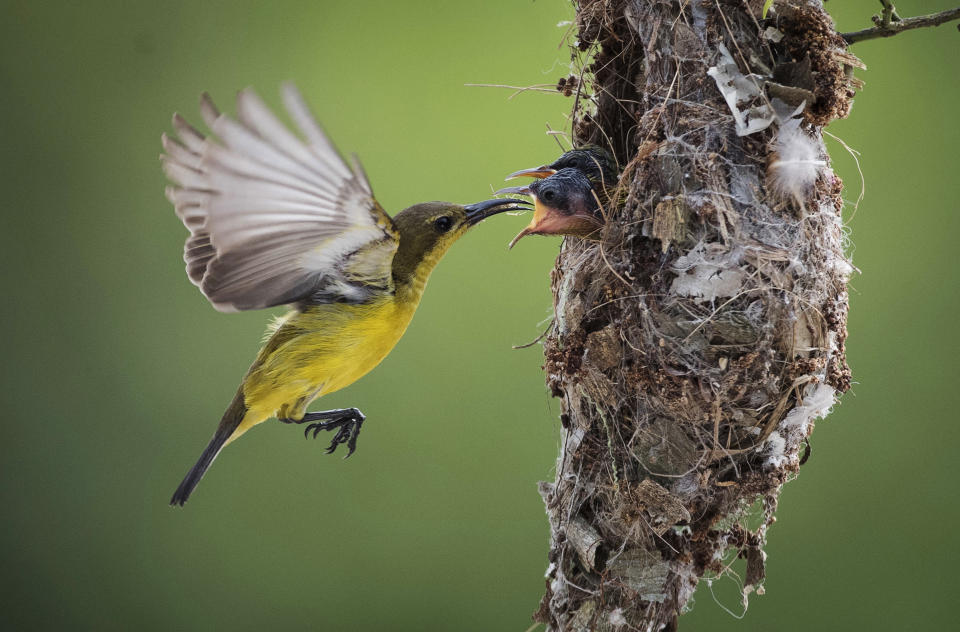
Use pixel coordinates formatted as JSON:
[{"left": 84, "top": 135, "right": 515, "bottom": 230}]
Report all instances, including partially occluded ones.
[{"left": 170, "top": 390, "right": 247, "bottom": 506}]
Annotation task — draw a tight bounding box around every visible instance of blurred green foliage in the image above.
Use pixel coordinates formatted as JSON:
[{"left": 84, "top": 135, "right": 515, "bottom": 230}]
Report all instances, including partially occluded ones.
[{"left": 1, "top": 1, "right": 957, "bottom": 630}]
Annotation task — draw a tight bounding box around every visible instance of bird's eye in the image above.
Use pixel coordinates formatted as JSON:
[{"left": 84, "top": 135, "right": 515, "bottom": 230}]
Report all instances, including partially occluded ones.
[
  {"left": 434, "top": 216, "right": 454, "bottom": 233},
  {"left": 542, "top": 189, "right": 557, "bottom": 203}
]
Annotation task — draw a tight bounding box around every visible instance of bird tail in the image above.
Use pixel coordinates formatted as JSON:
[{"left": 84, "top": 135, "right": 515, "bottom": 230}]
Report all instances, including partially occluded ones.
[{"left": 170, "top": 390, "right": 248, "bottom": 507}]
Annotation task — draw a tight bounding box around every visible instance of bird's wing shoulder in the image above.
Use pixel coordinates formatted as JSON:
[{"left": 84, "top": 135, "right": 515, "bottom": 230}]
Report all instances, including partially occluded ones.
[{"left": 162, "top": 83, "right": 399, "bottom": 312}]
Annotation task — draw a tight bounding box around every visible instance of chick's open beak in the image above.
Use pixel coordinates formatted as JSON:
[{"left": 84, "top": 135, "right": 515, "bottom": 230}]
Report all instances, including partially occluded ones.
[
  {"left": 507, "top": 197, "right": 601, "bottom": 249},
  {"left": 464, "top": 198, "right": 531, "bottom": 226}
]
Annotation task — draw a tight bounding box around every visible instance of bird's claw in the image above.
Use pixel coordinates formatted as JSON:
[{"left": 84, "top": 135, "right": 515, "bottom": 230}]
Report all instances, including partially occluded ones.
[{"left": 304, "top": 414, "right": 364, "bottom": 458}]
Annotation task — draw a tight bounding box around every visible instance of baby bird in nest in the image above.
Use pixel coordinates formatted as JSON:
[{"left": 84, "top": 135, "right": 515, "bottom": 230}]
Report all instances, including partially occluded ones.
[{"left": 497, "top": 146, "right": 619, "bottom": 248}]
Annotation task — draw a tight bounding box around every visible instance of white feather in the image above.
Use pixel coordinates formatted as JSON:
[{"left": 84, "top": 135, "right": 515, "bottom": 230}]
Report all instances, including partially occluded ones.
[
  {"left": 767, "top": 118, "right": 825, "bottom": 202},
  {"left": 763, "top": 383, "right": 835, "bottom": 469}
]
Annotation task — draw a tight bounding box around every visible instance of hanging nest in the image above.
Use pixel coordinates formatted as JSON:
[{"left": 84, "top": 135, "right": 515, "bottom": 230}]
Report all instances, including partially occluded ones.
[{"left": 536, "top": 1, "right": 857, "bottom": 629}]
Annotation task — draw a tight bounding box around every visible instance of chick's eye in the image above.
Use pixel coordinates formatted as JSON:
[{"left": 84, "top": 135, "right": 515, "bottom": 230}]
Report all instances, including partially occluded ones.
[
  {"left": 542, "top": 189, "right": 557, "bottom": 202},
  {"left": 434, "top": 216, "right": 454, "bottom": 233}
]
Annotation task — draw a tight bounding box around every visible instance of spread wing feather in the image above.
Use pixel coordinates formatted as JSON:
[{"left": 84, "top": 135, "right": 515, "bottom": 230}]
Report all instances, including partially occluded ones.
[{"left": 161, "top": 83, "right": 398, "bottom": 312}]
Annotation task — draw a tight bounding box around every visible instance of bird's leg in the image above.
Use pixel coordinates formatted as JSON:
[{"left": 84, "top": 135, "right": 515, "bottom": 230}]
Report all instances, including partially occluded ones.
[{"left": 278, "top": 408, "right": 366, "bottom": 457}]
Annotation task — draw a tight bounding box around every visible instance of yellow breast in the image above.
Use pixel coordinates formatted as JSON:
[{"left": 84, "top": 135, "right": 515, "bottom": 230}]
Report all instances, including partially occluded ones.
[{"left": 236, "top": 294, "right": 419, "bottom": 434}]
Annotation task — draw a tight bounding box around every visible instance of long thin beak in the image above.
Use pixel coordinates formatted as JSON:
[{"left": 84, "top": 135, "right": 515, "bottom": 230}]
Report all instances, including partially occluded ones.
[
  {"left": 464, "top": 198, "right": 531, "bottom": 226},
  {"left": 505, "top": 166, "right": 557, "bottom": 181}
]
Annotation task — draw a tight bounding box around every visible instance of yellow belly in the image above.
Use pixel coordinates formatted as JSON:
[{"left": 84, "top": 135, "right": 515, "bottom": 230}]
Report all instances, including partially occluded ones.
[{"left": 229, "top": 295, "right": 417, "bottom": 441}]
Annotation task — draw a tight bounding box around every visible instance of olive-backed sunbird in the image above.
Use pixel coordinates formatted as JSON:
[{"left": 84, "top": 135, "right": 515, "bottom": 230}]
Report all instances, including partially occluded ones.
[
  {"left": 495, "top": 146, "right": 618, "bottom": 247},
  {"left": 161, "top": 83, "right": 529, "bottom": 506}
]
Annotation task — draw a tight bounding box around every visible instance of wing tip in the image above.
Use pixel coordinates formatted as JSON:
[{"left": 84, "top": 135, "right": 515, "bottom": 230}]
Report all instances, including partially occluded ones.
[
  {"left": 348, "top": 153, "right": 373, "bottom": 195},
  {"left": 160, "top": 131, "right": 178, "bottom": 153},
  {"left": 235, "top": 86, "right": 259, "bottom": 112},
  {"left": 171, "top": 112, "right": 206, "bottom": 148},
  {"left": 199, "top": 92, "right": 220, "bottom": 128},
  {"left": 280, "top": 81, "right": 302, "bottom": 103}
]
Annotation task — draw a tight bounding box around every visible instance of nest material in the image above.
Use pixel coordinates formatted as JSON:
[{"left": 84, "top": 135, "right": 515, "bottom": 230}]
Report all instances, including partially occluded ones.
[{"left": 537, "top": 1, "right": 855, "bottom": 629}]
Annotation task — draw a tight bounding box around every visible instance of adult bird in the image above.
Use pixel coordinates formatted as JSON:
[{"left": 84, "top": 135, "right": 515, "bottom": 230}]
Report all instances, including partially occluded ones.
[
  {"left": 496, "top": 146, "right": 618, "bottom": 247},
  {"left": 161, "top": 83, "right": 529, "bottom": 506}
]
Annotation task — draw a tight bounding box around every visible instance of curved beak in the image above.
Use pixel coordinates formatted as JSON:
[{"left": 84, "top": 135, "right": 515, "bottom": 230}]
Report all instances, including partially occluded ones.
[
  {"left": 464, "top": 198, "right": 531, "bottom": 226},
  {"left": 504, "top": 165, "right": 557, "bottom": 181},
  {"left": 508, "top": 197, "right": 602, "bottom": 249}
]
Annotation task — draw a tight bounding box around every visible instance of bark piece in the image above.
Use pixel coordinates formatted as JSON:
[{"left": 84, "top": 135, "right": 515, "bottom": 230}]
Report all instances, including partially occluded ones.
[
  {"left": 566, "top": 517, "right": 605, "bottom": 572},
  {"left": 631, "top": 418, "right": 699, "bottom": 478},
  {"left": 652, "top": 197, "right": 688, "bottom": 253},
  {"left": 606, "top": 548, "right": 670, "bottom": 603},
  {"left": 631, "top": 478, "right": 691, "bottom": 534},
  {"left": 583, "top": 326, "right": 622, "bottom": 371}
]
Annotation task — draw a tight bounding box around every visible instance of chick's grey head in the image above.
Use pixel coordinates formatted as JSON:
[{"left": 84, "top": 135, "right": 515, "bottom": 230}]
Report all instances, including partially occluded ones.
[{"left": 509, "top": 168, "right": 603, "bottom": 248}]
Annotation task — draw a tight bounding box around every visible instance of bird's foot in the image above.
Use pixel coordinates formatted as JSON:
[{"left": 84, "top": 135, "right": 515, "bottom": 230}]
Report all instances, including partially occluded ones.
[
  {"left": 279, "top": 408, "right": 365, "bottom": 457},
  {"left": 306, "top": 410, "right": 365, "bottom": 457}
]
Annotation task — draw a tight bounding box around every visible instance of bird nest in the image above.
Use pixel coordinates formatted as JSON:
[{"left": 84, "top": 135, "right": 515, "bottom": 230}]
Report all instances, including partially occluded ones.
[{"left": 536, "top": 0, "right": 856, "bottom": 627}]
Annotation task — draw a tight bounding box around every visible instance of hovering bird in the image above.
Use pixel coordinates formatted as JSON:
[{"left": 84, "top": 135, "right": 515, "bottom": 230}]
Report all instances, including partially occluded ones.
[
  {"left": 497, "top": 146, "right": 618, "bottom": 247},
  {"left": 162, "top": 84, "right": 529, "bottom": 506}
]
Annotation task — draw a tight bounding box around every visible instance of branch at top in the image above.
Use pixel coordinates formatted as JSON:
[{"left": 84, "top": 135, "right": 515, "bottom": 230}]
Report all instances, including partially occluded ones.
[
  {"left": 841, "top": 6, "right": 960, "bottom": 44},
  {"left": 876, "top": 1, "right": 900, "bottom": 28}
]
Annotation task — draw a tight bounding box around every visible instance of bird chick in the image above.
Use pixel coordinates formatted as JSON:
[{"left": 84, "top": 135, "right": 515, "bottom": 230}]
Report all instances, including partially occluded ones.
[
  {"left": 505, "top": 145, "right": 618, "bottom": 192},
  {"left": 498, "top": 146, "right": 618, "bottom": 247},
  {"left": 506, "top": 168, "right": 603, "bottom": 248}
]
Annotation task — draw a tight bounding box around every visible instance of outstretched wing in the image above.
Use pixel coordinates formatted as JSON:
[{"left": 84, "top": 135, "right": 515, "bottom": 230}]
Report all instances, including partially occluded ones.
[{"left": 161, "top": 83, "right": 398, "bottom": 312}]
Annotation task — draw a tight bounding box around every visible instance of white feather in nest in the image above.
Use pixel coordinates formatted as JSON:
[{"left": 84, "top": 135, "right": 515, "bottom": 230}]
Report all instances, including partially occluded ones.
[{"left": 767, "top": 117, "right": 826, "bottom": 204}]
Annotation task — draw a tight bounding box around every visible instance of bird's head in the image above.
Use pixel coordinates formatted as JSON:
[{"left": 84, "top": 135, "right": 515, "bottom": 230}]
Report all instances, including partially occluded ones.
[
  {"left": 506, "top": 146, "right": 618, "bottom": 192},
  {"left": 497, "top": 146, "right": 618, "bottom": 248},
  {"left": 391, "top": 198, "right": 529, "bottom": 281},
  {"left": 504, "top": 168, "right": 603, "bottom": 248}
]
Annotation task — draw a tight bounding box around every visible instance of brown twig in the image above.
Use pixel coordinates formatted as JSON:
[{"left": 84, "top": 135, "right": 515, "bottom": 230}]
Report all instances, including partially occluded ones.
[
  {"left": 512, "top": 319, "right": 554, "bottom": 350},
  {"left": 841, "top": 6, "right": 960, "bottom": 44}
]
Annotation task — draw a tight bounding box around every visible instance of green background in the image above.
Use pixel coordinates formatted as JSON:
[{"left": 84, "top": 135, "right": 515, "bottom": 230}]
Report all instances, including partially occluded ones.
[{"left": 1, "top": 1, "right": 957, "bottom": 630}]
